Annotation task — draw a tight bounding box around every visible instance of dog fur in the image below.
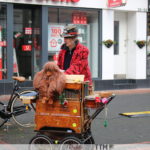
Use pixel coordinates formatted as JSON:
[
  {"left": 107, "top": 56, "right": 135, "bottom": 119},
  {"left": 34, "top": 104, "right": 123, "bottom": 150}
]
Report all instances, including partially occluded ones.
[{"left": 33, "top": 62, "right": 66, "bottom": 104}]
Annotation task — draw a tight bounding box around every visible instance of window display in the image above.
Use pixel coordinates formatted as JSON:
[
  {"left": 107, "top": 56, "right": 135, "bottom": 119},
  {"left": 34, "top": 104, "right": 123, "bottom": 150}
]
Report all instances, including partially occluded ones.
[
  {"left": 48, "top": 8, "right": 98, "bottom": 77},
  {"left": 0, "top": 4, "right": 7, "bottom": 80},
  {"left": 13, "top": 6, "right": 41, "bottom": 79}
]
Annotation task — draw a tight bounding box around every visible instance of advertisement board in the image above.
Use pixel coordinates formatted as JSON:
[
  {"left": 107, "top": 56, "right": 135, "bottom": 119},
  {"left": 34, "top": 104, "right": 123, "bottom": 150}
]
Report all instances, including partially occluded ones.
[
  {"left": 107, "top": 0, "right": 126, "bottom": 8},
  {"left": 48, "top": 25, "right": 64, "bottom": 52}
]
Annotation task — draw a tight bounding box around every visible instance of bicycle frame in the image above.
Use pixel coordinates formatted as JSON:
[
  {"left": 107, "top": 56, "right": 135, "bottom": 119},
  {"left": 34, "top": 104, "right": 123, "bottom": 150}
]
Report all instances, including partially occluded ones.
[{"left": 6, "top": 80, "right": 21, "bottom": 111}]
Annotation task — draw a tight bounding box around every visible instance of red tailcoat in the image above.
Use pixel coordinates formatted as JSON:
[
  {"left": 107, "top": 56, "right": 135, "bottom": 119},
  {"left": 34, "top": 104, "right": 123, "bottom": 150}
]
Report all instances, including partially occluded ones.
[{"left": 57, "top": 42, "right": 92, "bottom": 84}]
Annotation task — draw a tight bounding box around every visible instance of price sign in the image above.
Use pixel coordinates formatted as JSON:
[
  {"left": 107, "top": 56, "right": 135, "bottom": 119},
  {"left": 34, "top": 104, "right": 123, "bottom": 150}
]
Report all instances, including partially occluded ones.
[
  {"left": 22, "top": 45, "right": 32, "bottom": 51},
  {"left": 48, "top": 25, "right": 64, "bottom": 52},
  {"left": 72, "top": 12, "right": 87, "bottom": 24},
  {"left": 25, "top": 27, "right": 32, "bottom": 35},
  {"left": 0, "top": 41, "right": 6, "bottom": 47}
]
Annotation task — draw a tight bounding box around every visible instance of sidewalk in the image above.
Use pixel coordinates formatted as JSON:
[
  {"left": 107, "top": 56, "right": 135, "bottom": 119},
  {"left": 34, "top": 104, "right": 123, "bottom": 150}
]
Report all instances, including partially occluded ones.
[
  {"left": 95, "top": 88, "right": 150, "bottom": 95},
  {"left": 0, "top": 88, "right": 150, "bottom": 101}
]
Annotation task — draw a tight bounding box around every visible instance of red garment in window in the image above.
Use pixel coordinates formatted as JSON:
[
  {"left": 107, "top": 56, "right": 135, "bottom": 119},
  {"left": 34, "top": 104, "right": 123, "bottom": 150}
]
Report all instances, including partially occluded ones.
[{"left": 57, "top": 42, "right": 92, "bottom": 85}]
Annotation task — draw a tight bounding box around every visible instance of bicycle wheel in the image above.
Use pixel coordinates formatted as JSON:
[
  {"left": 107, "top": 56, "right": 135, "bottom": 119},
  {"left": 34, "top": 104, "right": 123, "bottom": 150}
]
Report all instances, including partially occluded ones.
[
  {"left": 0, "top": 102, "right": 7, "bottom": 128},
  {"left": 11, "top": 90, "right": 36, "bottom": 127},
  {"left": 29, "top": 134, "right": 53, "bottom": 150}
]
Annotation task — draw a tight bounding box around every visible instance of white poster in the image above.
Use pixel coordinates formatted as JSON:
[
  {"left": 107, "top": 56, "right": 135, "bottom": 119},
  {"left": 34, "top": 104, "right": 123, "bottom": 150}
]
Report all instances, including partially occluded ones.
[{"left": 48, "top": 24, "right": 64, "bottom": 52}]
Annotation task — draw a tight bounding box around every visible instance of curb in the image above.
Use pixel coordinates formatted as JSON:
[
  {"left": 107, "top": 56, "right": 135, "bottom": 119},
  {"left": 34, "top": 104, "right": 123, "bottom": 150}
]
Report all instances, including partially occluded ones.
[
  {"left": 95, "top": 88, "right": 150, "bottom": 95},
  {"left": 1, "top": 88, "right": 150, "bottom": 101}
]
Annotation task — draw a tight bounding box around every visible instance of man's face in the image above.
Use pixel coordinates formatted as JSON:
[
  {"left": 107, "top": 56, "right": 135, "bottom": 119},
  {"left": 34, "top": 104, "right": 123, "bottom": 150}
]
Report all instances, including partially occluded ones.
[{"left": 64, "top": 37, "right": 75, "bottom": 48}]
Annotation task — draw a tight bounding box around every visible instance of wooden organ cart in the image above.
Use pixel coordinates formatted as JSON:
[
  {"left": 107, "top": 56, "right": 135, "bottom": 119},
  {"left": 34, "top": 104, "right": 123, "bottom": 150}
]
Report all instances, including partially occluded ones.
[{"left": 21, "top": 75, "right": 115, "bottom": 145}]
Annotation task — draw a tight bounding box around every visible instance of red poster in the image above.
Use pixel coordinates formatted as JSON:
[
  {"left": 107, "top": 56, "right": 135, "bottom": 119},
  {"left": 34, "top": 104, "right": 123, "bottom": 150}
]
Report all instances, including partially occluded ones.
[
  {"left": 0, "top": 58, "right": 2, "bottom": 80},
  {"left": 108, "top": 0, "right": 126, "bottom": 8},
  {"left": 25, "top": 27, "right": 32, "bottom": 35},
  {"left": 22, "top": 45, "right": 32, "bottom": 51},
  {"left": 72, "top": 13, "right": 87, "bottom": 24},
  {"left": 53, "top": 54, "right": 58, "bottom": 61},
  {"left": 13, "top": 63, "right": 18, "bottom": 73},
  {"left": 0, "top": 41, "right": 6, "bottom": 47}
]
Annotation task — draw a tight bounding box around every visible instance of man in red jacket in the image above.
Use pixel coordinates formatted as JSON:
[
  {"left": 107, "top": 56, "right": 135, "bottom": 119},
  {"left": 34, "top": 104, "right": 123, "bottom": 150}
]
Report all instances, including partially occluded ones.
[{"left": 57, "top": 25, "right": 92, "bottom": 85}]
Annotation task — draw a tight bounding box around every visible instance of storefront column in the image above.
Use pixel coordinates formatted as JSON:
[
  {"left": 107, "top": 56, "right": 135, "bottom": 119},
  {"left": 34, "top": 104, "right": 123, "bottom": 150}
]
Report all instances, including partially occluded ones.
[
  {"left": 102, "top": 10, "right": 114, "bottom": 80},
  {"left": 127, "top": 12, "right": 146, "bottom": 79},
  {"left": 41, "top": 6, "right": 48, "bottom": 67}
]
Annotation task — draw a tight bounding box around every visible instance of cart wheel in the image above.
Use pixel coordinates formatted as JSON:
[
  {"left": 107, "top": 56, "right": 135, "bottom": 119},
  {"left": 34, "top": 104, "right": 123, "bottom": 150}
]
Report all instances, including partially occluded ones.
[
  {"left": 60, "top": 136, "right": 83, "bottom": 150},
  {"left": 0, "top": 102, "right": 7, "bottom": 128},
  {"left": 84, "top": 136, "right": 95, "bottom": 144},
  {"left": 29, "top": 134, "right": 53, "bottom": 150}
]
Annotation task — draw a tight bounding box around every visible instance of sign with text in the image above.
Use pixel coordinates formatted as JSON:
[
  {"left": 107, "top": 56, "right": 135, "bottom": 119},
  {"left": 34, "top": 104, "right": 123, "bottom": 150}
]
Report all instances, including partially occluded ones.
[
  {"left": 72, "top": 12, "right": 87, "bottom": 24},
  {"left": 48, "top": 25, "right": 64, "bottom": 52},
  {"left": 25, "top": 27, "right": 32, "bottom": 35},
  {"left": 22, "top": 45, "right": 32, "bottom": 51},
  {"left": 108, "top": 0, "right": 126, "bottom": 8},
  {"left": 0, "top": 41, "right": 6, "bottom": 47}
]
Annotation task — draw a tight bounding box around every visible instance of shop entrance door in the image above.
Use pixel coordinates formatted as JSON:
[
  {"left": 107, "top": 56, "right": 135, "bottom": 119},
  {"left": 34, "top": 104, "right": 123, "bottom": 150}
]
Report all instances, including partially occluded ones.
[{"left": 13, "top": 5, "right": 41, "bottom": 79}]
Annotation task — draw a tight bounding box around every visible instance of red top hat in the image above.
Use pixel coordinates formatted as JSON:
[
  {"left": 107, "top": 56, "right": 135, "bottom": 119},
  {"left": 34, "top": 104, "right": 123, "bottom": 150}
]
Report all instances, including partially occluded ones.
[{"left": 60, "top": 25, "right": 78, "bottom": 38}]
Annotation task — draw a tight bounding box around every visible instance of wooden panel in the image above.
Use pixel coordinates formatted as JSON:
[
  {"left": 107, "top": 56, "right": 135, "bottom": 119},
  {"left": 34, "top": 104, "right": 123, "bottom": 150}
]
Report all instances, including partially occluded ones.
[
  {"left": 84, "top": 99, "right": 102, "bottom": 109},
  {"left": 65, "top": 83, "right": 82, "bottom": 90},
  {"left": 99, "top": 92, "right": 112, "bottom": 98},
  {"left": 36, "top": 100, "right": 81, "bottom": 116},
  {"left": 35, "top": 115, "right": 82, "bottom": 133},
  {"left": 35, "top": 100, "right": 83, "bottom": 133}
]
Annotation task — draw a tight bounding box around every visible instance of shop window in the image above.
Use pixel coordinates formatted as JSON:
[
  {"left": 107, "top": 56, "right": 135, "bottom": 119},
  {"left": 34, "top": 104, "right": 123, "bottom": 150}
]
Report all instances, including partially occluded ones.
[
  {"left": 13, "top": 6, "right": 41, "bottom": 79},
  {"left": 114, "top": 21, "right": 119, "bottom": 55},
  {"left": 0, "top": 4, "right": 7, "bottom": 80},
  {"left": 147, "top": 12, "right": 150, "bottom": 78},
  {"left": 48, "top": 8, "right": 99, "bottom": 78}
]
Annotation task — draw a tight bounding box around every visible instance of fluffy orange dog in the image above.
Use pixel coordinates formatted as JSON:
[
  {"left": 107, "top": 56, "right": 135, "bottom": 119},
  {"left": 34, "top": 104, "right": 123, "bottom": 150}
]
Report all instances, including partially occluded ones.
[{"left": 33, "top": 62, "right": 66, "bottom": 104}]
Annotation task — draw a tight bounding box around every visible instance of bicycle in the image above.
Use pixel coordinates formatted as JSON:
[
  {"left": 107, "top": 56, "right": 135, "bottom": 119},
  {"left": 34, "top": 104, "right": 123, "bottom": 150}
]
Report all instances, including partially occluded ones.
[{"left": 0, "top": 76, "right": 37, "bottom": 128}]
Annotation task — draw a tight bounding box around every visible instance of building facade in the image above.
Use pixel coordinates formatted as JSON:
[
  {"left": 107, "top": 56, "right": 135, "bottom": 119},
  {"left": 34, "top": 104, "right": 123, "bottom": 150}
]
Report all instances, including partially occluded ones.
[{"left": 0, "top": 0, "right": 148, "bottom": 94}]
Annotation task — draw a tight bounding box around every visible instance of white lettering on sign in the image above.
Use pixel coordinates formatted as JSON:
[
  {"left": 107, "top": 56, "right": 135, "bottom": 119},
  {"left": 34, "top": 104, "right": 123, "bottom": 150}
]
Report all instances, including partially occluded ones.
[
  {"left": 22, "top": 45, "right": 32, "bottom": 51},
  {"left": 25, "top": 27, "right": 32, "bottom": 35},
  {"left": 0, "top": 41, "right": 6, "bottom": 47}
]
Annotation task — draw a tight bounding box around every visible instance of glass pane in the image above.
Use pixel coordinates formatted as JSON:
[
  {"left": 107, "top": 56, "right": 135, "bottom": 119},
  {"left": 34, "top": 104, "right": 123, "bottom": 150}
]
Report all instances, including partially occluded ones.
[
  {"left": 0, "top": 4, "right": 7, "bottom": 80},
  {"left": 33, "top": 8, "right": 41, "bottom": 75},
  {"left": 147, "top": 12, "right": 150, "bottom": 78},
  {"left": 48, "top": 8, "right": 98, "bottom": 78},
  {"left": 14, "top": 6, "right": 41, "bottom": 79}
]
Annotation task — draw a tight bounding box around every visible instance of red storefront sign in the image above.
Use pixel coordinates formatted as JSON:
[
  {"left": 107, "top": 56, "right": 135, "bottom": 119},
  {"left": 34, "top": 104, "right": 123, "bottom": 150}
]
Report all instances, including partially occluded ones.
[
  {"left": 53, "top": 54, "right": 58, "bottom": 61},
  {"left": 72, "top": 12, "right": 87, "bottom": 24},
  {"left": 0, "top": 41, "right": 6, "bottom": 47},
  {"left": 25, "top": 27, "right": 32, "bottom": 35},
  {"left": 51, "top": 0, "right": 80, "bottom": 2},
  {"left": 108, "top": 0, "right": 126, "bottom": 8},
  {"left": 22, "top": 45, "right": 32, "bottom": 51}
]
